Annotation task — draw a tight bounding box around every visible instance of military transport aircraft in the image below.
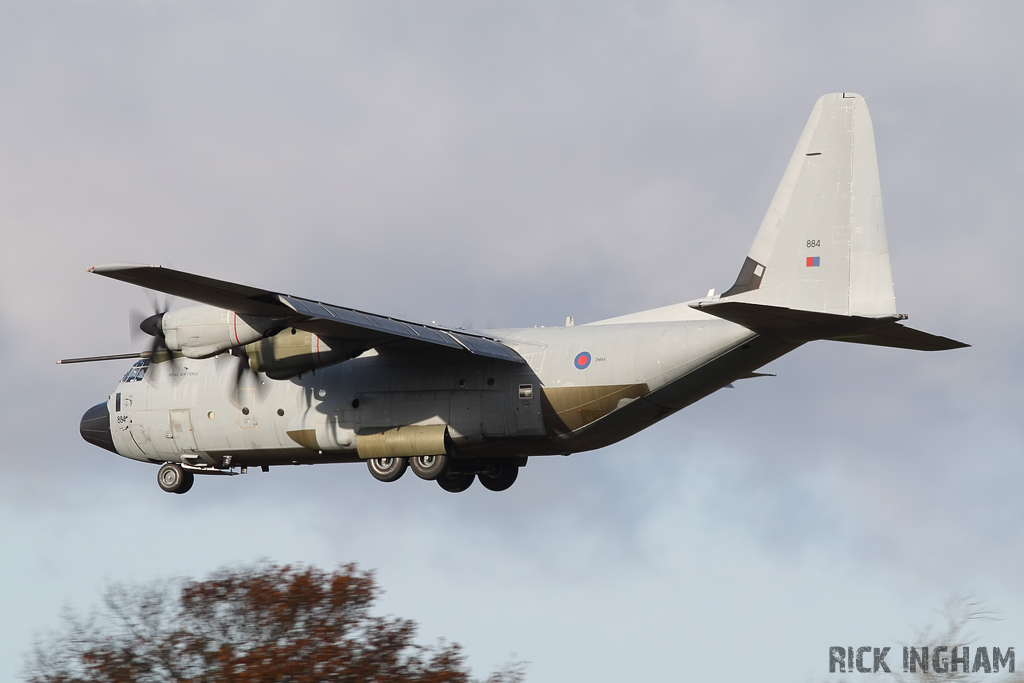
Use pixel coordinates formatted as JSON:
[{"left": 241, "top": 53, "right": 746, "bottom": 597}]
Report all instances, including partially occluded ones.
[{"left": 64, "top": 93, "right": 966, "bottom": 495}]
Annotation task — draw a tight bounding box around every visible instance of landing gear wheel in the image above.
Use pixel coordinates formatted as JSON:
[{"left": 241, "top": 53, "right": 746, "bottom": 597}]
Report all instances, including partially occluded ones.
[
  {"left": 175, "top": 470, "right": 194, "bottom": 494},
  {"left": 479, "top": 461, "right": 519, "bottom": 492},
  {"left": 157, "top": 463, "right": 193, "bottom": 494},
  {"left": 367, "top": 457, "right": 408, "bottom": 483},
  {"left": 410, "top": 454, "right": 449, "bottom": 481},
  {"left": 437, "top": 472, "right": 475, "bottom": 493}
]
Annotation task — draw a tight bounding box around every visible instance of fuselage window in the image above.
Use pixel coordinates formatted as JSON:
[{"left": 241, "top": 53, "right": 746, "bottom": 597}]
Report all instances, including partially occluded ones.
[{"left": 519, "top": 384, "right": 534, "bottom": 400}]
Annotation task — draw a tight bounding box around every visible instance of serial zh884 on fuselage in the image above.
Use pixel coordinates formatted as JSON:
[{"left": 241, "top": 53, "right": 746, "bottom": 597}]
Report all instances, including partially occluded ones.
[{"left": 66, "top": 93, "right": 967, "bottom": 495}]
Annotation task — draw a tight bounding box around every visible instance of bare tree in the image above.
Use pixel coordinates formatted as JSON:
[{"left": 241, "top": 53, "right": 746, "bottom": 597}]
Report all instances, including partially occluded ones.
[
  {"left": 893, "top": 596, "right": 1004, "bottom": 683},
  {"left": 23, "top": 563, "right": 525, "bottom": 683},
  {"left": 823, "top": 596, "right": 1017, "bottom": 683}
]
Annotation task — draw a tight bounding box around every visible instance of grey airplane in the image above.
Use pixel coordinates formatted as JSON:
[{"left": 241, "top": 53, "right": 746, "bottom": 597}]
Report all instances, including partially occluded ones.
[{"left": 66, "top": 93, "right": 966, "bottom": 495}]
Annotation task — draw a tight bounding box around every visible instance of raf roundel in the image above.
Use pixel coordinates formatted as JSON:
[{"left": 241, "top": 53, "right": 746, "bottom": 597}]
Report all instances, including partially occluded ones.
[{"left": 574, "top": 352, "right": 592, "bottom": 370}]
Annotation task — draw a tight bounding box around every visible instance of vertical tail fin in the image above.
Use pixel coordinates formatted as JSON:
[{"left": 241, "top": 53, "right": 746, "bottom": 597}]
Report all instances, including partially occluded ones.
[{"left": 721, "top": 93, "right": 896, "bottom": 317}]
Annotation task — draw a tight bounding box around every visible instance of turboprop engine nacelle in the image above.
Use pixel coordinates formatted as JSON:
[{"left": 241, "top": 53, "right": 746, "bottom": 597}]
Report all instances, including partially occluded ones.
[
  {"left": 158, "top": 305, "right": 284, "bottom": 359},
  {"left": 245, "top": 328, "right": 355, "bottom": 380}
]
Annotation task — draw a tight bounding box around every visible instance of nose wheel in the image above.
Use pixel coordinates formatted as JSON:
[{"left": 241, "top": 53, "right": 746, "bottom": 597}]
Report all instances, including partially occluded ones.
[{"left": 157, "top": 463, "right": 194, "bottom": 494}]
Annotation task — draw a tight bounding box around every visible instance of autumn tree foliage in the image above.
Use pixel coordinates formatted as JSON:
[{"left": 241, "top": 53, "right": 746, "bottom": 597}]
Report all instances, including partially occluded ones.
[{"left": 24, "top": 563, "right": 524, "bottom": 683}]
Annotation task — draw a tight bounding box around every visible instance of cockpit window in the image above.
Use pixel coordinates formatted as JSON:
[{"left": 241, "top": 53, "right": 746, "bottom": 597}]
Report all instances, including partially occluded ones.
[{"left": 121, "top": 359, "right": 150, "bottom": 383}]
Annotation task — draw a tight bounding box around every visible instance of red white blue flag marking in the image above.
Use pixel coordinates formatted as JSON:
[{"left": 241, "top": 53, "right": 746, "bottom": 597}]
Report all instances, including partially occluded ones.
[
  {"left": 574, "top": 352, "right": 592, "bottom": 369},
  {"left": 806, "top": 256, "right": 820, "bottom": 267}
]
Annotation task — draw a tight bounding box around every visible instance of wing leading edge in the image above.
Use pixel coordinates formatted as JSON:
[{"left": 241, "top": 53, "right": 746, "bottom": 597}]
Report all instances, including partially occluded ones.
[{"left": 89, "top": 264, "right": 524, "bottom": 364}]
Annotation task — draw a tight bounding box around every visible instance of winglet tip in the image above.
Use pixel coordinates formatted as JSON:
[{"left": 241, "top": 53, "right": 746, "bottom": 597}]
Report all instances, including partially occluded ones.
[{"left": 89, "top": 262, "right": 160, "bottom": 275}]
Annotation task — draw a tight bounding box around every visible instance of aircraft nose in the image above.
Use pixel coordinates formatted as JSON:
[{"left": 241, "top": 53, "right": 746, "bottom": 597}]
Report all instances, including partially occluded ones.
[{"left": 80, "top": 402, "right": 118, "bottom": 454}]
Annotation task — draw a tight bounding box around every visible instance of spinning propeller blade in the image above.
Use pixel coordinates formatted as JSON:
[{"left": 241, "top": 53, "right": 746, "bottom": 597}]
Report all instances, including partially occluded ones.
[
  {"left": 132, "top": 295, "right": 176, "bottom": 365},
  {"left": 226, "top": 345, "right": 270, "bottom": 404}
]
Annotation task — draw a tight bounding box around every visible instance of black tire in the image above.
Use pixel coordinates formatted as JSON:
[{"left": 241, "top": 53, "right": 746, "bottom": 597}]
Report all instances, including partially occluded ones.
[
  {"left": 157, "top": 463, "right": 189, "bottom": 494},
  {"left": 479, "top": 461, "right": 519, "bottom": 492},
  {"left": 367, "top": 457, "right": 408, "bottom": 483},
  {"left": 437, "top": 472, "right": 474, "bottom": 493},
  {"left": 174, "top": 470, "right": 195, "bottom": 494},
  {"left": 409, "top": 454, "right": 448, "bottom": 481}
]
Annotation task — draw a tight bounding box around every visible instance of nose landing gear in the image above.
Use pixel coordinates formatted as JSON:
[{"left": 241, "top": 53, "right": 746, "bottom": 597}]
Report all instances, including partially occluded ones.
[{"left": 157, "top": 463, "right": 194, "bottom": 494}]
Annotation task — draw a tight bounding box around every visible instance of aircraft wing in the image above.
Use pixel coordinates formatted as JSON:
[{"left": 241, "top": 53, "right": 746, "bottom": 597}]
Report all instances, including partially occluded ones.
[{"left": 89, "top": 264, "right": 525, "bottom": 364}]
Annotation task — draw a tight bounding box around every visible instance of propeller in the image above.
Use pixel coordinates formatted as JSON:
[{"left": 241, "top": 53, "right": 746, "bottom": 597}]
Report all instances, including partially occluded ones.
[
  {"left": 128, "top": 308, "right": 151, "bottom": 347},
  {"left": 130, "top": 294, "right": 175, "bottom": 365},
  {"left": 130, "top": 293, "right": 270, "bottom": 402},
  {"left": 55, "top": 294, "right": 175, "bottom": 367}
]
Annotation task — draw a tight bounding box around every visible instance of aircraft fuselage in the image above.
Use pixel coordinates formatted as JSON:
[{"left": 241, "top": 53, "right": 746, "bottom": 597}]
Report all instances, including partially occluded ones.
[{"left": 99, "top": 312, "right": 779, "bottom": 470}]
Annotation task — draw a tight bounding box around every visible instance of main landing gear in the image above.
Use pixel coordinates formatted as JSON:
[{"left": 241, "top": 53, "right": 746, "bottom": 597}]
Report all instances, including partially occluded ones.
[
  {"left": 409, "top": 454, "right": 448, "bottom": 480},
  {"left": 367, "top": 456, "right": 408, "bottom": 482},
  {"left": 157, "top": 463, "right": 194, "bottom": 494},
  {"left": 478, "top": 460, "right": 518, "bottom": 492},
  {"left": 365, "top": 456, "right": 523, "bottom": 493}
]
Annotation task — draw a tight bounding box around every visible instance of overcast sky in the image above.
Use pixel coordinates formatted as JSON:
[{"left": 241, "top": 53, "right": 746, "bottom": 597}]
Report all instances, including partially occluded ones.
[{"left": 2, "top": 2, "right": 1023, "bottom": 681}]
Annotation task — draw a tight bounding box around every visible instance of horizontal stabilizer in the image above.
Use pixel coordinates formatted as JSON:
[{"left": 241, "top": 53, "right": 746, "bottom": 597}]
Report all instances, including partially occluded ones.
[
  {"left": 692, "top": 300, "right": 897, "bottom": 340},
  {"left": 691, "top": 300, "right": 967, "bottom": 350},
  {"left": 827, "top": 324, "right": 968, "bottom": 351}
]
